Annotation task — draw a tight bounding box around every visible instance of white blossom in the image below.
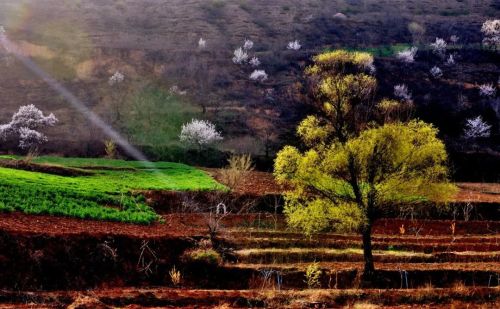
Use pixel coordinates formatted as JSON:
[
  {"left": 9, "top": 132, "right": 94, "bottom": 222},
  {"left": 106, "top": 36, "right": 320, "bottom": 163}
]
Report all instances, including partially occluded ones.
[
  {"left": 481, "top": 20, "right": 500, "bottom": 37},
  {"left": 396, "top": 47, "right": 418, "bottom": 64},
  {"left": 108, "top": 71, "right": 124, "bottom": 86},
  {"left": 479, "top": 83, "right": 496, "bottom": 98},
  {"left": 481, "top": 20, "right": 500, "bottom": 49},
  {"left": 394, "top": 84, "right": 412, "bottom": 102},
  {"left": 232, "top": 47, "right": 248, "bottom": 64},
  {"left": 0, "top": 104, "right": 58, "bottom": 149},
  {"left": 450, "top": 35, "right": 460, "bottom": 44},
  {"left": 198, "top": 37, "right": 207, "bottom": 49},
  {"left": 243, "top": 39, "right": 254, "bottom": 50},
  {"left": 445, "top": 54, "right": 455, "bottom": 66},
  {"left": 179, "top": 119, "right": 223, "bottom": 148},
  {"left": 430, "top": 66, "right": 443, "bottom": 78},
  {"left": 0, "top": 25, "right": 5, "bottom": 35},
  {"left": 169, "top": 85, "right": 187, "bottom": 96},
  {"left": 249, "top": 56, "right": 261, "bottom": 67},
  {"left": 249, "top": 69, "right": 268, "bottom": 82},
  {"left": 464, "top": 116, "right": 491, "bottom": 139},
  {"left": 287, "top": 40, "right": 301, "bottom": 51},
  {"left": 430, "top": 38, "right": 447, "bottom": 56},
  {"left": 18, "top": 127, "right": 47, "bottom": 149}
]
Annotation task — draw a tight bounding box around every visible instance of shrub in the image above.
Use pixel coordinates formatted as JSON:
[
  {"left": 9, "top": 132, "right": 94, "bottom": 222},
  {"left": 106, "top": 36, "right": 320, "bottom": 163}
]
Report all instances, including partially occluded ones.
[
  {"left": 185, "top": 249, "right": 222, "bottom": 266},
  {"left": 219, "top": 154, "right": 254, "bottom": 190},
  {"left": 104, "top": 140, "right": 117, "bottom": 159},
  {"left": 304, "top": 262, "right": 322, "bottom": 288},
  {"left": 169, "top": 265, "right": 182, "bottom": 286}
]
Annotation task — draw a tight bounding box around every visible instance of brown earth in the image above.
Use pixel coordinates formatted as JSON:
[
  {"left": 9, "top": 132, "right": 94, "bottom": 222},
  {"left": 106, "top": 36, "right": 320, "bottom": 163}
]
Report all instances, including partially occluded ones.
[
  {"left": 206, "top": 168, "right": 500, "bottom": 204},
  {"left": 1, "top": 212, "right": 499, "bottom": 238}
]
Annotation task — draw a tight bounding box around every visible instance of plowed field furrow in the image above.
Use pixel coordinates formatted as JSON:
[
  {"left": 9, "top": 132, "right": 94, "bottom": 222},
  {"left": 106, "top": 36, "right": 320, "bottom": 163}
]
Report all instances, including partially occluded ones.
[
  {"left": 223, "top": 237, "right": 500, "bottom": 252},
  {"left": 1, "top": 287, "right": 499, "bottom": 308}
]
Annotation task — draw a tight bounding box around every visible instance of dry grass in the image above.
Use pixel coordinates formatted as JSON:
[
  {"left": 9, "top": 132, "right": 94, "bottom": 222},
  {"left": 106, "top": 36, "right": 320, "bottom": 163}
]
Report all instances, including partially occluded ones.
[{"left": 218, "top": 154, "right": 254, "bottom": 190}]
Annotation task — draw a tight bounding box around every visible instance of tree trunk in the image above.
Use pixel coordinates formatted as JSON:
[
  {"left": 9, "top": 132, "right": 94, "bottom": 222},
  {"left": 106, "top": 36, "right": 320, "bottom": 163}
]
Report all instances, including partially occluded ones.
[{"left": 362, "top": 223, "right": 375, "bottom": 277}]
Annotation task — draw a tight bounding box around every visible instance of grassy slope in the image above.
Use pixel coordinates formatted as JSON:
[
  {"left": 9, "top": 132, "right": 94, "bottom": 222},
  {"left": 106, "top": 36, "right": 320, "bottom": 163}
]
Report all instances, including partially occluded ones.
[{"left": 0, "top": 156, "right": 224, "bottom": 224}]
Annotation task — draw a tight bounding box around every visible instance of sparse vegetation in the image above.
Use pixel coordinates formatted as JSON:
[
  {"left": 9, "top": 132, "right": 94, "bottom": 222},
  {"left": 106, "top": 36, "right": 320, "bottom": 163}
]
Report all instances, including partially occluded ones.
[
  {"left": 304, "top": 262, "right": 322, "bottom": 288},
  {"left": 0, "top": 1, "right": 498, "bottom": 308}
]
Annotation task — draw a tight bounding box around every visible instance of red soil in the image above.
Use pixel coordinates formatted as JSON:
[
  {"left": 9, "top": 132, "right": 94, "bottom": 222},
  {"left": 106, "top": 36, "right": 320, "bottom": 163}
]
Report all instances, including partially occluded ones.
[
  {"left": 206, "top": 169, "right": 500, "bottom": 203},
  {"left": 0, "top": 212, "right": 498, "bottom": 238}
]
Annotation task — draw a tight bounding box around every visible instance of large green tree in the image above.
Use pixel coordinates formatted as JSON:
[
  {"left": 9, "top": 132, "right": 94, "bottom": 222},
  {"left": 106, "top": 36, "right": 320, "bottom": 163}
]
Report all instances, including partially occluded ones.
[{"left": 274, "top": 50, "right": 456, "bottom": 277}]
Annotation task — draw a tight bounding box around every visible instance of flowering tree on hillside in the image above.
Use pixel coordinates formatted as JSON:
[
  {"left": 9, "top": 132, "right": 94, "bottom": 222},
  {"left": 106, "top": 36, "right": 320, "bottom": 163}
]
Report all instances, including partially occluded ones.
[
  {"left": 198, "top": 37, "right": 207, "bottom": 49},
  {"left": 0, "top": 104, "right": 58, "bottom": 150},
  {"left": 394, "top": 84, "right": 412, "bottom": 102},
  {"left": 430, "top": 38, "right": 447, "bottom": 57},
  {"left": 481, "top": 20, "right": 500, "bottom": 49},
  {"left": 249, "top": 69, "right": 268, "bottom": 82},
  {"left": 249, "top": 56, "right": 261, "bottom": 67},
  {"left": 287, "top": 40, "right": 301, "bottom": 51},
  {"left": 430, "top": 66, "right": 443, "bottom": 78},
  {"left": 108, "top": 71, "right": 125, "bottom": 86},
  {"left": 179, "top": 119, "right": 223, "bottom": 151},
  {"left": 445, "top": 54, "right": 455, "bottom": 66},
  {"left": 464, "top": 116, "right": 491, "bottom": 139},
  {"left": 243, "top": 39, "right": 254, "bottom": 50},
  {"left": 450, "top": 35, "right": 460, "bottom": 44},
  {"left": 479, "top": 83, "right": 496, "bottom": 98},
  {"left": 232, "top": 47, "right": 248, "bottom": 64},
  {"left": 396, "top": 47, "right": 418, "bottom": 64}
]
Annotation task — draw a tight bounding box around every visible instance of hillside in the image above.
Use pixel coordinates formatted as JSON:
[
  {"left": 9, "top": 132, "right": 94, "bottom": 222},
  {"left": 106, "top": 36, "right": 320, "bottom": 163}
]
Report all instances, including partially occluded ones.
[{"left": 0, "top": 0, "right": 498, "bottom": 177}]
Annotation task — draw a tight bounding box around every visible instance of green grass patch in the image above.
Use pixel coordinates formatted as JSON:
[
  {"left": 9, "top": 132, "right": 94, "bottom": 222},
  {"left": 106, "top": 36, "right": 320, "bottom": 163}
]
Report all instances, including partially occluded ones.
[
  {"left": 123, "top": 86, "right": 201, "bottom": 158},
  {"left": 0, "top": 156, "right": 224, "bottom": 224}
]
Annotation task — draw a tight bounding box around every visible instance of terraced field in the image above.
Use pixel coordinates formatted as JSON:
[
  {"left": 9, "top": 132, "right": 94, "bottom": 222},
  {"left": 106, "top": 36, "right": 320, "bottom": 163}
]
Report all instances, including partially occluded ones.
[{"left": 0, "top": 211, "right": 498, "bottom": 308}]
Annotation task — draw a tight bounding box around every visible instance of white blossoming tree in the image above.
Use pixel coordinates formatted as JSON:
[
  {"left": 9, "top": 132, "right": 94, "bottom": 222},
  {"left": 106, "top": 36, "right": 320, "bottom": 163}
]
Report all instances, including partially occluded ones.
[
  {"left": 394, "top": 84, "right": 412, "bottom": 102},
  {"left": 287, "top": 40, "right": 301, "bottom": 50},
  {"left": 249, "top": 56, "right": 261, "bottom": 67},
  {"left": 198, "top": 37, "right": 207, "bottom": 49},
  {"left": 108, "top": 70, "right": 127, "bottom": 124},
  {"left": 108, "top": 71, "right": 125, "bottom": 86},
  {"left": 249, "top": 69, "right": 268, "bottom": 82},
  {"left": 464, "top": 116, "right": 491, "bottom": 139},
  {"left": 232, "top": 47, "right": 248, "bottom": 64},
  {"left": 179, "top": 119, "right": 223, "bottom": 151},
  {"left": 445, "top": 54, "right": 455, "bottom": 66},
  {"left": 430, "top": 66, "right": 443, "bottom": 78},
  {"left": 0, "top": 104, "right": 58, "bottom": 150},
  {"left": 396, "top": 47, "right": 418, "bottom": 64},
  {"left": 243, "top": 39, "right": 254, "bottom": 50},
  {"left": 450, "top": 35, "right": 460, "bottom": 44},
  {"left": 430, "top": 38, "right": 447, "bottom": 57},
  {"left": 481, "top": 20, "right": 500, "bottom": 49},
  {"left": 479, "top": 83, "right": 497, "bottom": 98}
]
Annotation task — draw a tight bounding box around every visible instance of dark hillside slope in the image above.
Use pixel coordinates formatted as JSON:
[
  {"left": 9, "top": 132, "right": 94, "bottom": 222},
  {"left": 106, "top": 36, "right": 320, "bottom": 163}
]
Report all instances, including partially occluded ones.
[{"left": 0, "top": 0, "right": 498, "bottom": 177}]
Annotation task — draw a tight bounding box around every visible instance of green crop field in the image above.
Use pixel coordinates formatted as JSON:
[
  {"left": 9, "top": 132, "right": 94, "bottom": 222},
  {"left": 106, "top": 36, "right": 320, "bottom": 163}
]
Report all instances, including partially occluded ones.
[{"left": 0, "top": 156, "right": 224, "bottom": 224}]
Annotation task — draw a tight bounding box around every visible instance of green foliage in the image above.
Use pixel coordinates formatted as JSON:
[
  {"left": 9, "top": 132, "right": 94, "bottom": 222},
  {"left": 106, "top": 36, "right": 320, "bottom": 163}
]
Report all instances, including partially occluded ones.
[
  {"left": 304, "top": 262, "right": 322, "bottom": 288},
  {"left": 123, "top": 86, "right": 201, "bottom": 151},
  {"left": 186, "top": 249, "right": 222, "bottom": 266},
  {"left": 0, "top": 156, "right": 225, "bottom": 223},
  {"left": 323, "top": 45, "right": 412, "bottom": 58},
  {"left": 275, "top": 121, "right": 457, "bottom": 235}
]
